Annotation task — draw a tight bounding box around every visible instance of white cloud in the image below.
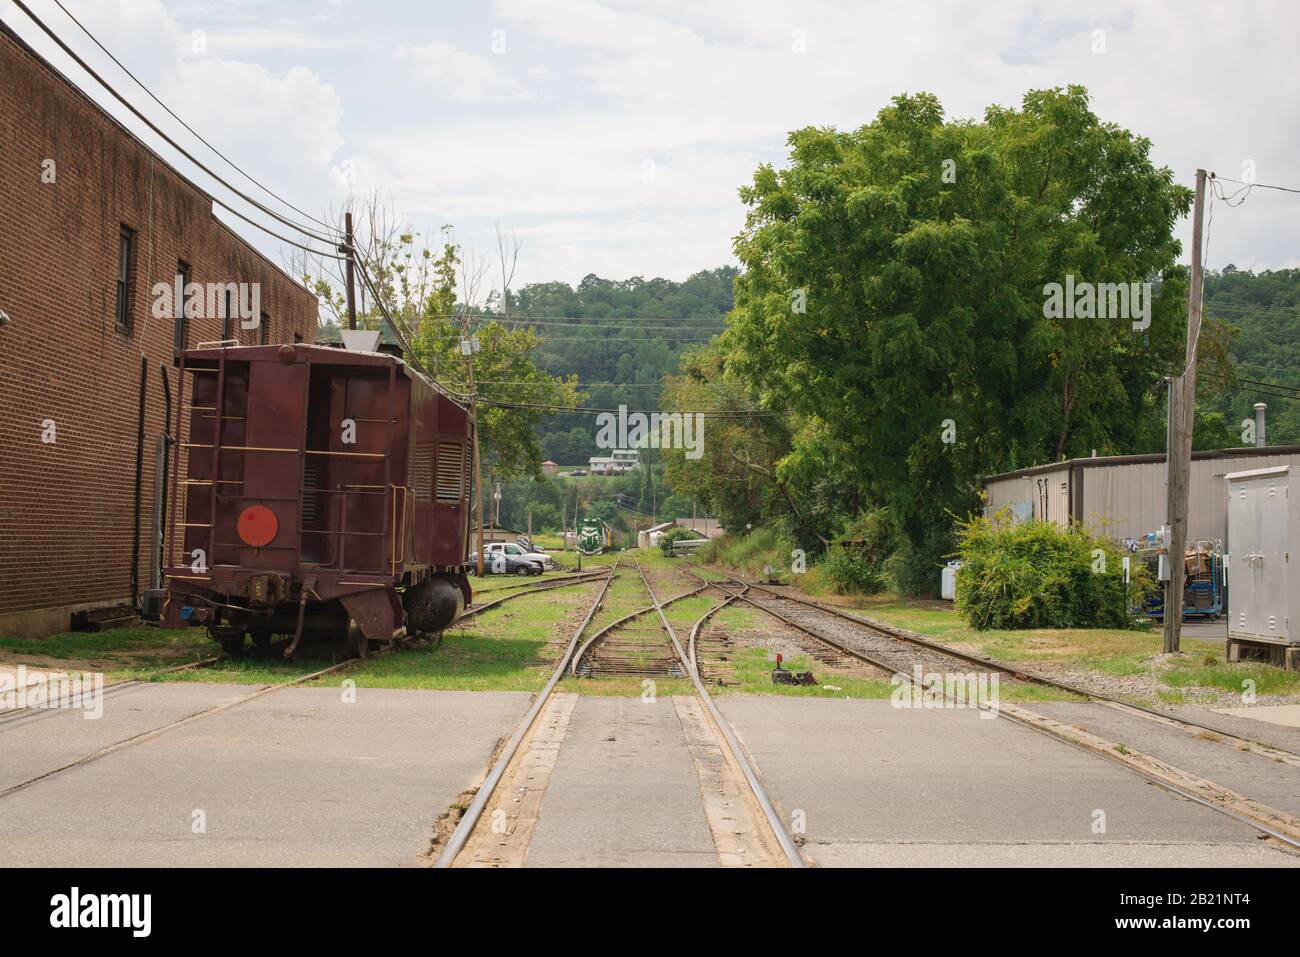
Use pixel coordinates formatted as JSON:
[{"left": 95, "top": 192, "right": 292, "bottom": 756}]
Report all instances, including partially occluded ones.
[
  {"left": 396, "top": 39, "right": 534, "bottom": 103},
  {"left": 6, "top": 0, "right": 1298, "bottom": 290}
]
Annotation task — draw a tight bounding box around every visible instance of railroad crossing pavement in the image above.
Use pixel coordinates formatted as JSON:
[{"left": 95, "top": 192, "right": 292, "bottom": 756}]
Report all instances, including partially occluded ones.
[
  {"left": 523, "top": 695, "right": 720, "bottom": 867},
  {"left": 0, "top": 683, "right": 532, "bottom": 867},
  {"left": 716, "top": 696, "right": 1300, "bottom": 868}
]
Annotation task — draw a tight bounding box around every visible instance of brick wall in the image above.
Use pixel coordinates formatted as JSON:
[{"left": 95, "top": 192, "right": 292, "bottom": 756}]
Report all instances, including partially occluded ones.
[{"left": 0, "top": 23, "right": 319, "bottom": 637}]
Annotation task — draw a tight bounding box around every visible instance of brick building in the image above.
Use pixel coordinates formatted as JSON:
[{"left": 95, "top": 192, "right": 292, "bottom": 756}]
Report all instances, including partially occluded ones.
[{"left": 0, "top": 23, "right": 319, "bottom": 638}]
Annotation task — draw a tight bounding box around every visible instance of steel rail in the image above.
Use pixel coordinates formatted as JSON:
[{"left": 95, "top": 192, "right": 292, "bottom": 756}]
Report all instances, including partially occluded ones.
[
  {"left": 473, "top": 565, "right": 611, "bottom": 591},
  {"left": 0, "top": 652, "right": 373, "bottom": 800},
  {"left": 738, "top": 577, "right": 1300, "bottom": 762},
  {"left": 1, "top": 571, "right": 609, "bottom": 729},
  {"left": 0, "top": 655, "right": 222, "bottom": 730},
  {"left": 687, "top": 591, "right": 744, "bottom": 675},
  {"left": 457, "top": 570, "right": 613, "bottom": 621},
  {"left": 692, "top": 571, "right": 1300, "bottom": 852},
  {"left": 570, "top": 583, "right": 710, "bottom": 676},
  {"left": 435, "top": 558, "right": 623, "bottom": 867},
  {"left": 635, "top": 561, "right": 807, "bottom": 868}
]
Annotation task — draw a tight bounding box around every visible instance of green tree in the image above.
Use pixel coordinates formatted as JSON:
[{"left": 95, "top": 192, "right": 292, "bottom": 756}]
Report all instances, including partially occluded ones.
[{"left": 725, "top": 87, "right": 1194, "bottom": 593}]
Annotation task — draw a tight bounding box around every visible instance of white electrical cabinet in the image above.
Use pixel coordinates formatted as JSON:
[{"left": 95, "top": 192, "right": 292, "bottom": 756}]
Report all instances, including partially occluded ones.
[{"left": 1226, "top": 465, "right": 1297, "bottom": 645}]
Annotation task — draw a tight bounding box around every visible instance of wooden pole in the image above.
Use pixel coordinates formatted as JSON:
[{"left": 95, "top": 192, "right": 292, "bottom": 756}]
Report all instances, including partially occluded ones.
[
  {"left": 1164, "top": 168, "right": 1208, "bottom": 654},
  {"left": 463, "top": 325, "right": 484, "bottom": 578},
  {"left": 344, "top": 211, "right": 357, "bottom": 331}
]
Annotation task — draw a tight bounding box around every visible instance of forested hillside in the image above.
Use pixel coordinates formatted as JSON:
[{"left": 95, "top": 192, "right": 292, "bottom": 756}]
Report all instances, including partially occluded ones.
[
  {"left": 502, "top": 268, "right": 735, "bottom": 464},
  {"left": 1204, "top": 267, "right": 1300, "bottom": 444}
]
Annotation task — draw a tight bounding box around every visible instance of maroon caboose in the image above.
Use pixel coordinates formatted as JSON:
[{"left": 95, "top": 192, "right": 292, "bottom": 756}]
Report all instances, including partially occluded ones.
[{"left": 162, "top": 342, "right": 473, "bottom": 657}]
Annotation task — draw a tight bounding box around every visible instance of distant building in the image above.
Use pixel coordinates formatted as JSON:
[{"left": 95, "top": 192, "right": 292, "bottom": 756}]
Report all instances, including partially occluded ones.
[
  {"left": 589, "top": 449, "right": 639, "bottom": 475},
  {"left": 637, "top": 521, "right": 675, "bottom": 549},
  {"left": 981, "top": 446, "right": 1300, "bottom": 542},
  {"left": 472, "top": 524, "right": 524, "bottom": 545},
  {"left": 541, "top": 460, "right": 558, "bottom": 476},
  {"left": 675, "top": 518, "right": 724, "bottom": 540},
  {"left": 611, "top": 449, "right": 640, "bottom": 470}
]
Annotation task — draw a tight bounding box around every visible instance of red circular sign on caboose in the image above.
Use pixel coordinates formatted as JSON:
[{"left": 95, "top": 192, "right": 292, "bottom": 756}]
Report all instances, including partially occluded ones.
[{"left": 237, "top": 504, "right": 279, "bottom": 547}]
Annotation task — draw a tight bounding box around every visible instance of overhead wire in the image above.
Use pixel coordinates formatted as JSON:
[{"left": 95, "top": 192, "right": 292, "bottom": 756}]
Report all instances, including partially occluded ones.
[
  {"left": 47, "top": 0, "right": 331, "bottom": 232},
  {"left": 9, "top": 0, "right": 343, "bottom": 255}
]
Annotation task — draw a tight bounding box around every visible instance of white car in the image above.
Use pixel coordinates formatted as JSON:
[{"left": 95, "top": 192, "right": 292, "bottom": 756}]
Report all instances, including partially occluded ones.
[{"left": 484, "top": 541, "right": 556, "bottom": 570}]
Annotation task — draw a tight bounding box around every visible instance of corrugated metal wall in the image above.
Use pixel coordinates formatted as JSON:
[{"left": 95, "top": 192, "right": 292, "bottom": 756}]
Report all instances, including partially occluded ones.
[
  {"left": 985, "top": 451, "right": 1300, "bottom": 543},
  {"left": 984, "top": 467, "right": 1071, "bottom": 527}
]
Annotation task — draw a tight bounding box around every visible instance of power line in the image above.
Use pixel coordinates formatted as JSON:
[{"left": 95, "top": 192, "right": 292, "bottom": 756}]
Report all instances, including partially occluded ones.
[
  {"left": 463, "top": 316, "right": 728, "bottom": 328},
  {"left": 9, "top": 0, "right": 342, "bottom": 254},
  {"left": 48, "top": 0, "right": 330, "bottom": 233},
  {"left": 1213, "top": 175, "right": 1300, "bottom": 196},
  {"left": 479, "top": 399, "right": 791, "bottom": 418}
]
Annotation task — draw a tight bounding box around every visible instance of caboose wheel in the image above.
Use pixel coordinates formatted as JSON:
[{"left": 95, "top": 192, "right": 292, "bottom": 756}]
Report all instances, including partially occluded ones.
[
  {"left": 346, "top": 620, "right": 369, "bottom": 660},
  {"left": 217, "top": 634, "right": 245, "bottom": 657},
  {"left": 250, "top": 630, "right": 273, "bottom": 650}
]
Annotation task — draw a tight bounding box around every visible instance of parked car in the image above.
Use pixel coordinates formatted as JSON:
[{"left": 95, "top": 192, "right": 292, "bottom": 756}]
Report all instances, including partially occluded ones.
[
  {"left": 485, "top": 541, "right": 556, "bottom": 570},
  {"left": 468, "top": 550, "right": 543, "bottom": 576},
  {"left": 567, "top": 468, "right": 586, "bottom": 476}
]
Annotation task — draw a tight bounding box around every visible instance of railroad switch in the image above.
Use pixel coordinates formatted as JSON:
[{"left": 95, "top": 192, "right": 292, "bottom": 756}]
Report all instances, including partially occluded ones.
[{"left": 771, "top": 653, "right": 816, "bottom": 686}]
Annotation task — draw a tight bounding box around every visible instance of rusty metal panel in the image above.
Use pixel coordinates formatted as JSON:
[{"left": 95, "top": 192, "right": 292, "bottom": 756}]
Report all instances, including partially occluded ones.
[{"left": 241, "top": 358, "right": 306, "bottom": 568}]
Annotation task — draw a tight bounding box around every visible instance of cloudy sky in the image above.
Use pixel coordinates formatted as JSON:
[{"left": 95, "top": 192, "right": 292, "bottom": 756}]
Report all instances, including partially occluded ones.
[{"left": 5, "top": 0, "right": 1299, "bottom": 297}]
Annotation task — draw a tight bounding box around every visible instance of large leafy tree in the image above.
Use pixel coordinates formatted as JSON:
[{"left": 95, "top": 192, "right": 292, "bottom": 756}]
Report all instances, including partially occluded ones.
[{"left": 725, "top": 86, "right": 1194, "bottom": 591}]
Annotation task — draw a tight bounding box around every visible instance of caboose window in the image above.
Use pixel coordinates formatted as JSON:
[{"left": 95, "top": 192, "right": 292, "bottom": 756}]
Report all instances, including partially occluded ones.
[{"left": 115, "top": 226, "right": 134, "bottom": 332}]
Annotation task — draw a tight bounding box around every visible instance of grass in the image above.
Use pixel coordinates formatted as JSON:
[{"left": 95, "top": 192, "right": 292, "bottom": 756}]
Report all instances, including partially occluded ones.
[
  {"left": 779, "top": 593, "right": 1300, "bottom": 705},
  {"left": 147, "top": 581, "right": 602, "bottom": 692},
  {"left": 1163, "top": 663, "right": 1300, "bottom": 696},
  {"left": 0, "top": 626, "right": 212, "bottom": 677}
]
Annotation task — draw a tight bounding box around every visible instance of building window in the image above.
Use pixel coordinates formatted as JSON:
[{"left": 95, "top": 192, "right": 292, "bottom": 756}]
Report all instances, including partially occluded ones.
[
  {"left": 115, "top": 226, "right": 134, "bottom": 332},
  {"left": 260, "top": 312, "right": 270, "bottom": 345},
  {"left": 174, "top": 260, "right": 190, "bottom": 352},
  {"left": 293, "top": 332, "right": 303, "bottom": 343}
]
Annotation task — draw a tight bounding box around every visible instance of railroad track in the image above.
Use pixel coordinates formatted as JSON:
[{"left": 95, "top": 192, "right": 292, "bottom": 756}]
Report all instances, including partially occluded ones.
[
  {"left": 436, "top": 557, "right": 806, "bottom": 867},
  {"left": 570, "top": 567, "right": 710, "bottom": 677},
  {"left": 686, "top": 567, "right": 1300, "bottom": 851},
  {"left": 458, "top": 569, "right": 613, "bottom": 622},
  {"left": 0, "top": 569, "right": 619, "bottom": 797},
  {"left": 0, "top": 654, "right": 222, "bottom": 730},
  {"left": 704, "top": 572, "right": 1300, "bottom": 767}
]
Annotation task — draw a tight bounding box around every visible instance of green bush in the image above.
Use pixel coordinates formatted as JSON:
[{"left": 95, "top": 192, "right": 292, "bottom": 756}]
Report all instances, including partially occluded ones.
[
  {"left": 954, "top": 513, "right": 1152, "bottom": 630},
  {"left": 821, "top": 545, "right": 887, "bottom": 594},
  {"left": 820, "top": 508, "right": 900, "bottom": 595},
  {"left": 659, "top": 527, "right": 701, "bottom": 557}
]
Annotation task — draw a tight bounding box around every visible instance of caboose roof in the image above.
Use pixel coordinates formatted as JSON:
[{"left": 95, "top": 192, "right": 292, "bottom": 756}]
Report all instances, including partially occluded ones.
[{"left": 181, "top": 342, "right": 470, "bottom": 410}]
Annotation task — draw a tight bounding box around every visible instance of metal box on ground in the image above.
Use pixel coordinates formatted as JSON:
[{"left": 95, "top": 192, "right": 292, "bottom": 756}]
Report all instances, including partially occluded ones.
[{"left": 1225, "top": 465, "right": 1300, "bottom": 669}]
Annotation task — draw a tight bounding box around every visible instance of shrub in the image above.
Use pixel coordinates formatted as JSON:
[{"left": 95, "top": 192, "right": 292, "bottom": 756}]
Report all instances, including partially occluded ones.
[
  {"left": 821, "top": 545, "right": 887, "bottom": 594},
  {"left": 659, "top": 527, "right": 701, "bottom": 557},
  {"left": 954, "top": 513, "right": 1152, "bottom": 630}
]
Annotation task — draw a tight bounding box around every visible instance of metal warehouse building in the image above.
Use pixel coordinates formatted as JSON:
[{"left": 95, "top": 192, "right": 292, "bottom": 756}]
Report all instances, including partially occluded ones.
[{"left": 982, "top": 446, "right": 1300, "bottom": 543}]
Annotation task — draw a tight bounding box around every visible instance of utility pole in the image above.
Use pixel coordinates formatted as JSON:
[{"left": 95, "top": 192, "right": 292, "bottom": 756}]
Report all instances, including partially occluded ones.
[
  {"left": 460, "top": 323, "right": 484, "bottom": 577},
  {"left": 1164, "top": 168, "right": 1208, "bottom": 654},
  {"left": 344, "top": 211, "right": 357, "bottom": 330}
]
